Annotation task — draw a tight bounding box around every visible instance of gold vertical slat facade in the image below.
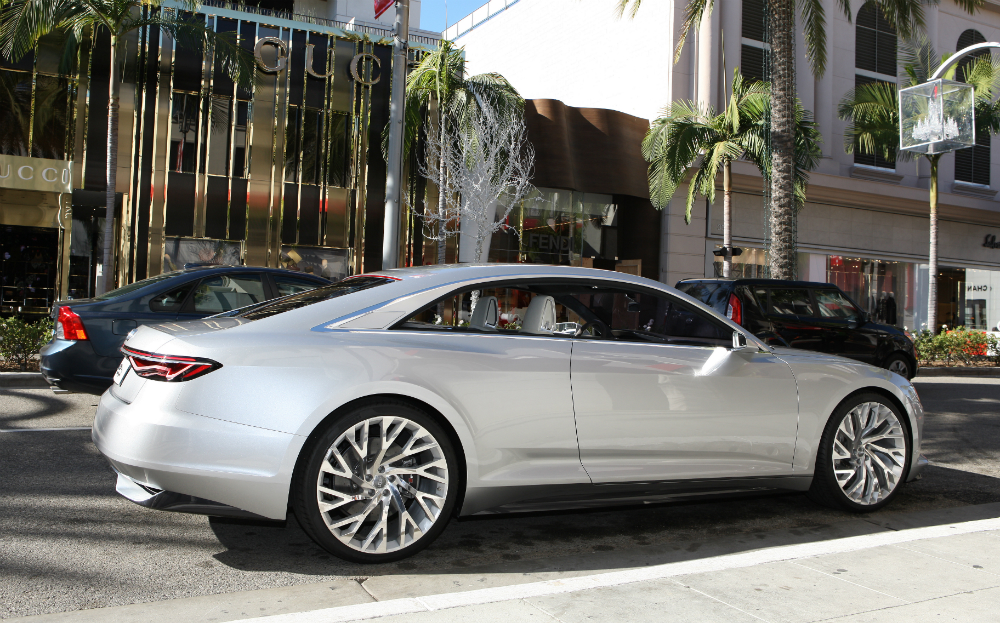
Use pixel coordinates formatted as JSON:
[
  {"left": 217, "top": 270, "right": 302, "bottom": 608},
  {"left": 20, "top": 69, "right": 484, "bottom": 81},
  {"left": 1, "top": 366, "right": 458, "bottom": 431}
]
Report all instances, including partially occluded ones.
[
  {"left": 146, "top": 17, "right": 176, "bottom": 277},
  {"left": 48, "top": 6, "right": 419, "bottom": 286}
]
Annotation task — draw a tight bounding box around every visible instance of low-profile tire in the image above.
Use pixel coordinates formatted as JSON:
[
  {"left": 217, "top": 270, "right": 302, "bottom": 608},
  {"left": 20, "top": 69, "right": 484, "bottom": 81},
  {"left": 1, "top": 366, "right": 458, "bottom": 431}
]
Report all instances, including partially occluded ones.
[
  {"left": 292, "top": 400, "right": 459, "bottom": 563},
  {"left": 808, "top": 392, "right": 910, "bottom": 513},
  {"left": 884, "top": 353, "right": 913, "bottom": 380}
]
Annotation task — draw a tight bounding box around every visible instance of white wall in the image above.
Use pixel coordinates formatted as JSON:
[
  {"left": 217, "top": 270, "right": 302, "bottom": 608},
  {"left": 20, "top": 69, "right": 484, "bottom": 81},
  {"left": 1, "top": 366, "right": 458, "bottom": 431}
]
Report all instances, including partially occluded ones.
[{"left": 454, "top": 0, "right": 682, "bottom": 122}]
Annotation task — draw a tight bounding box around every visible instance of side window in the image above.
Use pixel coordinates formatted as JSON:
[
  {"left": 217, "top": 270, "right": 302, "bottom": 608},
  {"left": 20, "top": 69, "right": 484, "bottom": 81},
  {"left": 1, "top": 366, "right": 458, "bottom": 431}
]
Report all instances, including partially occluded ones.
[
  {"left": 189, "top": 273, "right": 266, "bottom": 314},
  {"left": 570, "top": 287, "right": 731, "bottom": 346},
  {"left": 149, "top": 283, "right": 193, "bottom": 313},
  {"left": 399, "top": 284, "right": 588, "bottom": 336},
  {"left": 814, "top": 289, "right": 860, "bottom": 322},
  {"left": 273, "top": 275, "right": 324, "bottom": 298},
  {"left": 767, "top": 288, "right": 816, "bottom": 317}
]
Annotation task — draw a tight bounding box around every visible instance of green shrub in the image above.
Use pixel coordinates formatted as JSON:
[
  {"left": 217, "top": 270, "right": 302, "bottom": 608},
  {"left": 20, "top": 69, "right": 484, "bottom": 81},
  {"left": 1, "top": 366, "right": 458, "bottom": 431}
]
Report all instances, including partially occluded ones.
[
  {"left": 0, "top": 317, "right": 54, "bottom": 370},
  {"left": 914, "top": 326, "right": 998, "bottom": 366}
]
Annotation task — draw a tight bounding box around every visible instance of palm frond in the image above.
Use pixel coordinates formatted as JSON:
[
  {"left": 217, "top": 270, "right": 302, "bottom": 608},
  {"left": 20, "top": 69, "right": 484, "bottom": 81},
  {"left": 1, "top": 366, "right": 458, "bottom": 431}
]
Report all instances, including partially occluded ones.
[
  {"left": 798, "top": 0, "right": 828, "bottom": 77},
  {"left": 673, "top": 0, "right": 712, "bottom": 64}
]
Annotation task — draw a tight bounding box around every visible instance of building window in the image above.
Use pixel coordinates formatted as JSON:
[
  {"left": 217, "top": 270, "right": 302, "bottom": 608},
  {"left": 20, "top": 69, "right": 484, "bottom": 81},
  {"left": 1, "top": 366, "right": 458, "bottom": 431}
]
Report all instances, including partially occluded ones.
[
  {"left": 0, "top": 69, "right": 33, "bottom": 157},
  {"left": 854, "top": 2, "right": 896, "bottom": 169},
  {"left": 740, "top": 0, "right": 768, "bottom": 81},
  {"left": 284, "top": 107, "right": 349, "bottom": 187},
  {"left": 955, "top": 29, "right": 989, "bottom": 186},
  {"left": 170, "top": 92, "right": 200, "bottom": 174}
]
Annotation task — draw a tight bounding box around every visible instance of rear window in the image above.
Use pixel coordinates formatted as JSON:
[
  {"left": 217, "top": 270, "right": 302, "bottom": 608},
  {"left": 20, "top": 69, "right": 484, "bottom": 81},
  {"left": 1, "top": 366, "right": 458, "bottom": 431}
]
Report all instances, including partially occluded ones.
[
  {"left": 231, "top": 276, "right": 396, "bottom": 321},
  {"left": 676, "top": 282, "right": 730, "bottom": 314}
]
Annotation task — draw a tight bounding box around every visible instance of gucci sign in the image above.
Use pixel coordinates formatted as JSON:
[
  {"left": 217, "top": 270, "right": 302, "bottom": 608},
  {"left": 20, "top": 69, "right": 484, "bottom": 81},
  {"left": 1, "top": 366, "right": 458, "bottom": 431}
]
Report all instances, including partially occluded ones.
[
  {"left": 254, "top": 37, "right": 380, "bottom": 85},
  {"left": 0, "top": 155, "right": 73, "bottom": 193}
]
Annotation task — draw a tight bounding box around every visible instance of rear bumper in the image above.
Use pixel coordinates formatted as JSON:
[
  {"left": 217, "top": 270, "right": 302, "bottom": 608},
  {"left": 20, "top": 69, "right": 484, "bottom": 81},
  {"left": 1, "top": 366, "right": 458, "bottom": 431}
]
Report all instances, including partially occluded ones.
[
  {"left": 93, "top": 385, "right": 307, "bottom": 520},
  {"left": 113, "top": 470, "right": 271, "bottom": 520},
  {"left": 39, "top": 339, "right": 119, "bottom": 395}
]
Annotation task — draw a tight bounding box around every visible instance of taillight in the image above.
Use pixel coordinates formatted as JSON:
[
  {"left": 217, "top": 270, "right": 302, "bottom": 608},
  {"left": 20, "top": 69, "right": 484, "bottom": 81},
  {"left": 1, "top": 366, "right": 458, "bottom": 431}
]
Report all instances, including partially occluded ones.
[
  {"left": 55, "top": 306, "right": 89, "bottom": 340},
  {"left": 121, "top": 346, "right": 221, "bottom": 382},
  {"left": 726, "top": 293, "right": 743, "bottom": 326}
]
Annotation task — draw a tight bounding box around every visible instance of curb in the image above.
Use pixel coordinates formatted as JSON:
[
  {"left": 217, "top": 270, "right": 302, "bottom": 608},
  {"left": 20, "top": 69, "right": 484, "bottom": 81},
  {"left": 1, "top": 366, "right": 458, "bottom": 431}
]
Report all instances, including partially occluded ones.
[
  {"left": 0, "top": 372, "right": 51, "bottom": 389},
  {"left": 915, "top": 366, "right": 1000, "bottom": 378}
]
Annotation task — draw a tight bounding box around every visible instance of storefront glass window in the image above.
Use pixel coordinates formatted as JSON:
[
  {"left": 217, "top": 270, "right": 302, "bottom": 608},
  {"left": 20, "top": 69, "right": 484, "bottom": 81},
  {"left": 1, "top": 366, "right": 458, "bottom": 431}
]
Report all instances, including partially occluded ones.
[
  {"left": 485, "top": 188, "right": 618, "bottom": 266},
  {"left": 965, "top": 269, "right": 1000, "bottom": 331},
  {"left": 170, "top": 92, "right": 200, "bottom": 174},
  {"left": 711, "top": 247, "right": 769, "bottom": 277}
]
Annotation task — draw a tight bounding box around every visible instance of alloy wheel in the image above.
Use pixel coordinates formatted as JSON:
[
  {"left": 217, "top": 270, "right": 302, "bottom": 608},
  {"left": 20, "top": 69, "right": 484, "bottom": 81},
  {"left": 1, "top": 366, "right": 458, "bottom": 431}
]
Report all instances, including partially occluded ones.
[
  {"left": 831, "top": 402, "right": 906, "bottom": 505},
  {"left": 316, "top": 416, "right": 449, "bottom": 554},
  {"left": 888, "top": 359, "right": 909, "bottom": 377}
]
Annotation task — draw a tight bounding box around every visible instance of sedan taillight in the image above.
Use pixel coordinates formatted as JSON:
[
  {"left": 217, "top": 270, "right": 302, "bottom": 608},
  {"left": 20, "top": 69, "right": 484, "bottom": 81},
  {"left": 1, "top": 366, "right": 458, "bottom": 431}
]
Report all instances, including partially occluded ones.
[
  {"left": 121, "top": 346, "right": 221, "bottom": 382},
  {"left": 55, "top": 306, "right": 89, "bottom": 340}
]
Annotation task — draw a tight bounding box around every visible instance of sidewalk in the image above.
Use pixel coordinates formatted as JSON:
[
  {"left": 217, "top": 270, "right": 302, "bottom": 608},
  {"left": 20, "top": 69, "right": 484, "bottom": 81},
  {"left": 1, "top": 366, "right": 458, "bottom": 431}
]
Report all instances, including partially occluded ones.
[{"left": 236, "top": 511, "right": 1000, "bottom": 623}]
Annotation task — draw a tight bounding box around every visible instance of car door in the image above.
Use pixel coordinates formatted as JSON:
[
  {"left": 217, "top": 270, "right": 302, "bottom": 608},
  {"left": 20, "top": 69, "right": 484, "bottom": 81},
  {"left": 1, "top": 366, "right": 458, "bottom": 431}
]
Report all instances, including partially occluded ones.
[
  {"left": 389, "top": 281, "right": 588, "bottom": 490},
  {"left": 568, "top": 284, "right": 800, "bottom": 483},
  {"left": 759, "top": 286, "right": 825, "bottom": 352},
  {"left": 810, "top": 288, "right": 878, "bottom": 364},
  {"left": 175, "top": 272, "right": 268, "bottom": 320}
]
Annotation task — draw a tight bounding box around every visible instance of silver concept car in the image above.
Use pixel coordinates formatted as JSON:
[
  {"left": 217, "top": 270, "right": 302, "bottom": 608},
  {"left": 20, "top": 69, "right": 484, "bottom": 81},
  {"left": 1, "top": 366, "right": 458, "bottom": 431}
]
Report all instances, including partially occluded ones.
[{"left": 94, "top": 264, "right": 927, "bottom": 563}]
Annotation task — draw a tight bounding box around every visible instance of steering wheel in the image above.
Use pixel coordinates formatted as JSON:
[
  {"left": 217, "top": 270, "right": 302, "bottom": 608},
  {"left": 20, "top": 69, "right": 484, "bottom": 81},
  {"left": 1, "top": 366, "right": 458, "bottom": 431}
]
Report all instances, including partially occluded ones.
[{"left": 575, "top": 320, "right": 609, "bottom": 338}]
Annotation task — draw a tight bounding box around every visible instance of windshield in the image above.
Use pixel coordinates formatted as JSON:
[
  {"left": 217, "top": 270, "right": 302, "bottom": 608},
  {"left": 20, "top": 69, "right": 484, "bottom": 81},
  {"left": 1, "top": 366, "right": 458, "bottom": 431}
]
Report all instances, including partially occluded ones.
[
  {"left": 232, "top": 276, "right": 397, "bottom": 321},
  {"left": 93, "top": 271, "right": 184, "bottom": 300},
  {"left": 676, "top": 281, "right": 730, "bottom": 314}
]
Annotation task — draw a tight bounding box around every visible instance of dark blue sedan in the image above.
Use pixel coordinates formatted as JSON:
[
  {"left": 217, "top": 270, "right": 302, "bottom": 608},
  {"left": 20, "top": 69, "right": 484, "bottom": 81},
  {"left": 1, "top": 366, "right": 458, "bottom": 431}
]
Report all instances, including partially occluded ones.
[{"left": 40, "top": 265, "right": 331, "bottom": 394}]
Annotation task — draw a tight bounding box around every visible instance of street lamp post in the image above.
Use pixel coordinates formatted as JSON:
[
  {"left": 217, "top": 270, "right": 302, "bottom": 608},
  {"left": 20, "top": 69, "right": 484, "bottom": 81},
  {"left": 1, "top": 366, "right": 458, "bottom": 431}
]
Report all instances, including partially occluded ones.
[
  {"left": 381, "top": 0, "right": 409, "bottom": 270},
  {"left": 898, "top": 42, "right": 991, "bottom": 335}
]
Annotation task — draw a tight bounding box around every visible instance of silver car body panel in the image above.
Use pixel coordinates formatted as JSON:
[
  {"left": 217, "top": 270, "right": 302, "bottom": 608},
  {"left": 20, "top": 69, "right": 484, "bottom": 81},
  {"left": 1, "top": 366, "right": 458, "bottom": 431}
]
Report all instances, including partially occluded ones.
[
  {"left": 572, "top": 341, "right": 799, "bottom": 482},
  {"left": 92, "top": 264, "right": 925, "bottom": 521}
]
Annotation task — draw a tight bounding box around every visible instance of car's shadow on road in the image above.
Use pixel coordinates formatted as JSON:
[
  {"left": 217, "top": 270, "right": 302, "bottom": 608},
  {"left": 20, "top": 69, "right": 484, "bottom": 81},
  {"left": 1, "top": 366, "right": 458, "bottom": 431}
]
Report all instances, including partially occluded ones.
[{"left": 208, "top": 465, "right": 1000, "bottom": 578}]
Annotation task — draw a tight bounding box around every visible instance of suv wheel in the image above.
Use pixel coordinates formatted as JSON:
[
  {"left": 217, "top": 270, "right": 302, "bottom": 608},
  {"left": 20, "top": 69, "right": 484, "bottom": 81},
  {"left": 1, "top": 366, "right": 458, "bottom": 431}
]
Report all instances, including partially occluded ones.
[{"left": 885, "top": 354, "right": 912, "bottom": 379}]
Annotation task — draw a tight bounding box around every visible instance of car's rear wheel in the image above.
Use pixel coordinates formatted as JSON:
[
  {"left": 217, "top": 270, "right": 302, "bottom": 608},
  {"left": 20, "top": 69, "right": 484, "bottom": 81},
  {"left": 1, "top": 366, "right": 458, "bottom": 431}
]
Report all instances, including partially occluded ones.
[
  {"left": 292, "top": 400, "right": 458, "bottom": 563},
  {"left": 808, "top": 393, "right": 910, "bottom": 512},
  {"left": 884, "top": 354, "right": 913, "bottom": 379}
]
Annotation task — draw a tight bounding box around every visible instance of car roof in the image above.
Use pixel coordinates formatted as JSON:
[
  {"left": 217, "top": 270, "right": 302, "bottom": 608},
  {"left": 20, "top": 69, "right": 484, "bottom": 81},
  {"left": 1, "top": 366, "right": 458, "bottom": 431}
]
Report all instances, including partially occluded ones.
[{"left": 678, "top": 278, "right": 840, "bottom": 289}]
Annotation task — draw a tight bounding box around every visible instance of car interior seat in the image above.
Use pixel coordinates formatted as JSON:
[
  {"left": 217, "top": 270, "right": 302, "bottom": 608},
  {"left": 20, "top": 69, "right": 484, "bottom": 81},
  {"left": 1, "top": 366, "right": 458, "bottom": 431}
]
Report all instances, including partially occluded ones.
[
  {"left": 470, "top": 296, "right": 500, "bottom": 331},
  {"left": 522, "top": 295, "right": 557, "bottom": 334}
]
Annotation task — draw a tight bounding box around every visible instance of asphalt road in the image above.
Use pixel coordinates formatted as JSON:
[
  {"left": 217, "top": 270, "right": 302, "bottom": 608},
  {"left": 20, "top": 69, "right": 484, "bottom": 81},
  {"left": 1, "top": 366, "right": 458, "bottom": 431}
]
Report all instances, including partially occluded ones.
[{"left": 1, "top": 377, "right": 999, "bottom": 619}]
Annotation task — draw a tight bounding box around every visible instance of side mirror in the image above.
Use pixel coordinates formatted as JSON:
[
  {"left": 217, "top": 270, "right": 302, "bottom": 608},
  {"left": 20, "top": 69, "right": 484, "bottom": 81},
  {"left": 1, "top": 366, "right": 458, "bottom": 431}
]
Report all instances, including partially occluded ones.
[{"left": 731, "top": 331, "right": 753, "bottom": 352}]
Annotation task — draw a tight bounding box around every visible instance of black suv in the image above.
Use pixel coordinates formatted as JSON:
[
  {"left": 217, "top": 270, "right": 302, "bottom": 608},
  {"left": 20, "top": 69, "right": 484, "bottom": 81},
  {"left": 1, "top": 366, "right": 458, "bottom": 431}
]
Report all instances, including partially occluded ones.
[{"left": 677, "top": 278, "right": 917, "bottom": 379}]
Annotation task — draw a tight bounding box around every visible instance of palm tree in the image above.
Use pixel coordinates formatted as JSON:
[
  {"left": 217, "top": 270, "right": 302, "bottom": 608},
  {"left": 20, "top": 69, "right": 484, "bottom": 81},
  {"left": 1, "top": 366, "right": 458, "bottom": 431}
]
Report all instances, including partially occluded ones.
[
  {"left": 840, "top": 41, "right": 1000, "bottom": 333},
  {"left": 399, "top": 40, "right": 523, "bottom": 264},
  {"left": 0, "top": 0, "right": 255, "bottom": 294},
  {"left": 643, "top": 70, "right": 821, "bottom": 278},
  {"left": 619, "top": 0, "right": 982, "bottom": 280}
]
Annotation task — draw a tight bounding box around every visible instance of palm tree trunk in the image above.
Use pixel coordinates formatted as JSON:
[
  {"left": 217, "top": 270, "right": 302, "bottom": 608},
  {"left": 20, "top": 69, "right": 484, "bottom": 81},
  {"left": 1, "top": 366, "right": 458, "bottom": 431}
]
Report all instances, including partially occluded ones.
[
  {"left": 766, "top": 0, "right": 797, "bottom": 280},
  {"left": 98, "top": 35, "right": 120, "bottom": 295},
  {"left": 928, "top": 154, "right": 939, "bottom": 334},
  {"left": 723, "top": 160, "right": 733, "bottom": 278}
]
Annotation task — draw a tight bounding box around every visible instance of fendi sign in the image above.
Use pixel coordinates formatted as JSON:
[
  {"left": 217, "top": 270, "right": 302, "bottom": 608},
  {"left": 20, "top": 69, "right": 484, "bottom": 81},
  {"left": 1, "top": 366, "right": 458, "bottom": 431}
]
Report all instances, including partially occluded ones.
[
  {"left": 254, "top": 37, "right": 381, "bottom": 85},
  {"left": 0, "top": 155, "right": 73, "bottom": 193}
]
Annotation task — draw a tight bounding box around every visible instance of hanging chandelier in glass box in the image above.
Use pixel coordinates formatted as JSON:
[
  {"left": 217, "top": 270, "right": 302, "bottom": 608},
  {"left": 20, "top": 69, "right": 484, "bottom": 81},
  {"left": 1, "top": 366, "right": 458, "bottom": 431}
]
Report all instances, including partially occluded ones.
[{"left": 899, "top": 79, "right": 975, "bottom": 154}]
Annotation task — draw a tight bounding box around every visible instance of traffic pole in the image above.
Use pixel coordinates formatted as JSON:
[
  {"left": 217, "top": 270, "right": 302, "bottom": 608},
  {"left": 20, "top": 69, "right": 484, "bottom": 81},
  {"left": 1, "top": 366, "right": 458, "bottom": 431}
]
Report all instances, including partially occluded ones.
[{"left": 381, "top": 0, "right": 409, "bottom": 269}]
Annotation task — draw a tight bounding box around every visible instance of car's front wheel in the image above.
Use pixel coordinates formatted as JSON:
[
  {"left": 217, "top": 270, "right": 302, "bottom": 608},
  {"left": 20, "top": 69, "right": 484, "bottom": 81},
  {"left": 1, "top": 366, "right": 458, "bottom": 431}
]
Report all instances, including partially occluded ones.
[
  {"left": 292, "top": 400, "right": 458, "bottom": 563},
  {"left": 808, "top": 393, "right": 910, "bottom": 512}
]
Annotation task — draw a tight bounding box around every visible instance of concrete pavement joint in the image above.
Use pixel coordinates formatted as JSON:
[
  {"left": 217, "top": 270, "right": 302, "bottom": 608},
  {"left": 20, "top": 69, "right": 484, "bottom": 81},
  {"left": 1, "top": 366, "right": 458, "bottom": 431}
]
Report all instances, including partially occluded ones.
[
  {"left": 890, "top": 542, "right": 1000, "bottom": 577},
  {"left": 787, "top": 560, "right": 910, "bottom": 603},
  {"left": 668, "top": 578, "right": 774, "bottom": 623},
  {"left": 229, "top": 517, "right": 1000, "bottom": 623}
]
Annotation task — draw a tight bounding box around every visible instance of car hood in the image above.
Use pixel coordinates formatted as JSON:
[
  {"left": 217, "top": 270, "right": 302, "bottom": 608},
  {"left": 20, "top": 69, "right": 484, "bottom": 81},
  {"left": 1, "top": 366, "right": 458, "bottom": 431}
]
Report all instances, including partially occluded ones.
[{"left": 768, "top": 346, "right": 871, "bottom": 368}]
